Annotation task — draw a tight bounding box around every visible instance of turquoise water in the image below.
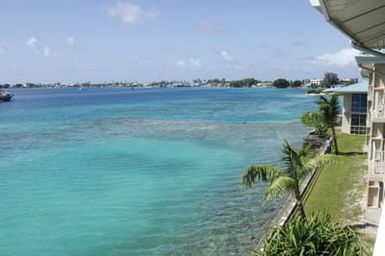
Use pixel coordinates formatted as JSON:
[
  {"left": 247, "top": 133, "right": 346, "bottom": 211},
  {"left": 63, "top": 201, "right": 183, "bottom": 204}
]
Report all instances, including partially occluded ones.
[{"left": 0, "top": 88, "right": 314, "bottom": 255}]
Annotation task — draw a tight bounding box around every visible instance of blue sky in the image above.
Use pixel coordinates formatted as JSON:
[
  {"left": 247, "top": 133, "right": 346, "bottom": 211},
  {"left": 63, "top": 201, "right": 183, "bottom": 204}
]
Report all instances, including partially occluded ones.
[{"left": 0, "top": 0, "right": 360, "bottom": 83}]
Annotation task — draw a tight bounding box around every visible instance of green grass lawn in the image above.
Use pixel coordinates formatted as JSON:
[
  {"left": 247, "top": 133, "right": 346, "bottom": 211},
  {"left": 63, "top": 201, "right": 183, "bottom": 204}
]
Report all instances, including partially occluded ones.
[{"left": 303, "top": 130, "right": 367, "bottom": 222}]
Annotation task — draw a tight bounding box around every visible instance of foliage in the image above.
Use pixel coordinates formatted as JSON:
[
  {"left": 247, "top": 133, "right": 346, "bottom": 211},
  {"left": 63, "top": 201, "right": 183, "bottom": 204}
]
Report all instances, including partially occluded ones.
[
  {"left": 273, "top": 78, "right": 290, "bottom": 88},
  {"left": 206, "top": 78, "right": 261, "bottom": 87},
  {"left": 323, "top": 72, "right": 339, "bottom": 88},
  {"left": 242, "top": 141, "right": 336, "bottom": 219},
  {"left": 256, "top": 213, "right": 364, "bottom": 256},
  {"left": 317, "top": 95, "right": 341, "bottom": 154},
  {"left": 207, "top": 78, "right": 226, "bottom": 86},
  {"left": 229, "top": 78, "right": 259, "bottom": 88},
  {"left": 291, "top": 80, "right": 303, "bottom": 87},
  {"left": 301, "top": 111, "right": 328, "bottom": 138},
  {"left": 317, "top": 95, "right": 341, "bottom": 126}
]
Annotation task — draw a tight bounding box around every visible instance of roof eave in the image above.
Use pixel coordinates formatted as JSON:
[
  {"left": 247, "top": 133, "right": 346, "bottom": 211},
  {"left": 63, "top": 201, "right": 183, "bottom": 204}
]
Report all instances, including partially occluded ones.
[{"left": 310, "top": 0, "right": 385, "bottom": 56}]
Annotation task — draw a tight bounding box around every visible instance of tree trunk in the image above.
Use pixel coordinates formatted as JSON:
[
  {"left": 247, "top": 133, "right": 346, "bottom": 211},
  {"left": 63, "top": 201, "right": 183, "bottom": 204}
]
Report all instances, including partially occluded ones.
[
  {"left": 331, "top": 125, "right": 339, "bottom": 155},
  {"left": 294, "top": 188, "right": 306, "bottom": 219}
]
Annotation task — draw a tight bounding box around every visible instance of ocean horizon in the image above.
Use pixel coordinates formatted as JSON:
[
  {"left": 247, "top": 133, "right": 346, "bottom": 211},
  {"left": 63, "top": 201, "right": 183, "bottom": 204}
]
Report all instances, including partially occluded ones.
[{"left": 0, "top": 87, "right": 315, "bottom": 255}]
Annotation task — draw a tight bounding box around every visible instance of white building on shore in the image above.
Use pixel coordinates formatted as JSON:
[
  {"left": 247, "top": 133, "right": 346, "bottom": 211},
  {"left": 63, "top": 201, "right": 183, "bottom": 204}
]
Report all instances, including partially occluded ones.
[{"left": 309, "top": 79, "right": 322, "bottom": 86}]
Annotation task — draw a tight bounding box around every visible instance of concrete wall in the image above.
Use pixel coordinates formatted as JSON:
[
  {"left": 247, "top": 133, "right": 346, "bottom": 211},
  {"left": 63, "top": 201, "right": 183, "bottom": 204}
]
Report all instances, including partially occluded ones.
[
  {"left": 367, "top": 64, "right": 385, "bottom": 229},
  {"left": 342, "top": 94, "right": 352, "bottom": 134}
]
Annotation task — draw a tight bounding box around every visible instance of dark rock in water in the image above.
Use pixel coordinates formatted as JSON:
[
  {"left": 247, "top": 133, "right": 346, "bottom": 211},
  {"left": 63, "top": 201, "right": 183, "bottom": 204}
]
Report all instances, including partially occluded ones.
[{"left": 303, "top": 134, "right": 325, "bottom": 150}]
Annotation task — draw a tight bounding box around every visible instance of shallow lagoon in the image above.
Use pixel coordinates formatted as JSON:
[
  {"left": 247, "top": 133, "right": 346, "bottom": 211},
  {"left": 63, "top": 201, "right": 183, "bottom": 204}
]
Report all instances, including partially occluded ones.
[{"left": 0, "top": 88, "right": 314, "bottom": 255}]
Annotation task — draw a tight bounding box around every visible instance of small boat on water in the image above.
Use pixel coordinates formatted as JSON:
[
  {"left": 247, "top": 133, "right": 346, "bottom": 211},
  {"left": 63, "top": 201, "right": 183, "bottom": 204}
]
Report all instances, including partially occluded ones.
[{"left": 0, "top": 90, "right": 13, "bottom": 101}]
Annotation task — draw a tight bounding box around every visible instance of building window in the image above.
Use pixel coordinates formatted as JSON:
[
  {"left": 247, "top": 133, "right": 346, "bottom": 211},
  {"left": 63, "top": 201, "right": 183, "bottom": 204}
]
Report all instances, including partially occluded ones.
[
  {"left": 351, "top": 113, "right": 366, "bottom": 135},
  {"left": 351, "top": 94, "right": 367, "bottom": 113}
]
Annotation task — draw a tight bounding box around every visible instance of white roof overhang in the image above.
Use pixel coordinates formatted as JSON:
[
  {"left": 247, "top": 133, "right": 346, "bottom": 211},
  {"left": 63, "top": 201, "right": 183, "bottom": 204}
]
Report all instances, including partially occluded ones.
[
  {"left": 311, "top": 0, "right": 385, "bottom": 51},
  {"left": 356, "top": 54, "right": 385, "bottom": 77}
]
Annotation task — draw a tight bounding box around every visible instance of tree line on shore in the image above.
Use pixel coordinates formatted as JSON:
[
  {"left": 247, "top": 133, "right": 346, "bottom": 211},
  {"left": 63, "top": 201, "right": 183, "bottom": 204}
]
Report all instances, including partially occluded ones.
[
  {"left": 0, "top": 78, "right": 305, "bottom": 89},
  {"left": 0, "top": 72, "right": 357, "bottom": 90}
]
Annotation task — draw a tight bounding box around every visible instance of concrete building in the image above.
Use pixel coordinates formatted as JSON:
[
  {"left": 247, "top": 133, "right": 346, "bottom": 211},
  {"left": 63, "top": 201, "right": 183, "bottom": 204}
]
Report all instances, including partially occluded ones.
[
  {"left": 310, "top": 0, "right": 385, "bottom": 254},
  {"left": 327, "top": 81, "right": 368, "bottom": 135},
  {"left": 356, "top": 55, "right": 385, "bottom": 224},
  {"left": 309, "top": 79, "right": 322, "bottom": 86}
]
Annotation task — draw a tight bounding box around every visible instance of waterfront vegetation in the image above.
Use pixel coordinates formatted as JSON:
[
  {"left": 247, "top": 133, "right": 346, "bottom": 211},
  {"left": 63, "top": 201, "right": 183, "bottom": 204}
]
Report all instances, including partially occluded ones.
[
  {"left": 249, "top": 131, "right": 369, "bottom": 255},
  {"left": 245, "top": 93, "right": 370, "bottom": 255},
  {"left": 317, "top": 95, "right": 341, "bottom": 154},
  {"left": 256, "top": 213, "right": 364, "bottom": 256},
  {"left": 301, "top": 111, "right": 328, "bottom": 138},
  {"left": 302, "top": 95, "right": 341, "bottom": 154},
  {"left": 242, "top": 141, "right": 336, "bottom": 219}
]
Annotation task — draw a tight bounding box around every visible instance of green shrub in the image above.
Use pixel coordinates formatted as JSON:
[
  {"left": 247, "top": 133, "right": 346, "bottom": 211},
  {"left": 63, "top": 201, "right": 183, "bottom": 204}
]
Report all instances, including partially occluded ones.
[{"left": 256, "top": 213, "right": 364, "bottom": 256}]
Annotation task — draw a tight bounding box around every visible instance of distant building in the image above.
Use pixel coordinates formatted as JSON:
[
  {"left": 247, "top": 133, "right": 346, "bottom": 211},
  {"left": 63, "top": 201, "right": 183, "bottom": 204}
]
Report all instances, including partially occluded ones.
[{"left": 309, "top": 79, "right": 322, "bottom": 86}]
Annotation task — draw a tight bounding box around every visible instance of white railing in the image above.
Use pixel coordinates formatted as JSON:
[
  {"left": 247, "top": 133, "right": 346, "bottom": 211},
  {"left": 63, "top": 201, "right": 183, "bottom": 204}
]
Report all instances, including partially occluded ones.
[{"left": 371, "top": 151, "right": 385, "bottom": 174}]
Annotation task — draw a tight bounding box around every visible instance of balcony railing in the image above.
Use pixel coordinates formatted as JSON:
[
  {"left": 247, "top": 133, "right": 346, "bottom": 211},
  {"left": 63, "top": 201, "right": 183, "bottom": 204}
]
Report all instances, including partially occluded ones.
[{"left": 371, "top": 151, "right": 385, "bottom": 175}]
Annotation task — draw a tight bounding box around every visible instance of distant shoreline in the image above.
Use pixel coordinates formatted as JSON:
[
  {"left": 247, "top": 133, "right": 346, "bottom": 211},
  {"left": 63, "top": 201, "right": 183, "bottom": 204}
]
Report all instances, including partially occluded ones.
[{"left": 3, "top": 85, "right": 310, "bottom": 90}]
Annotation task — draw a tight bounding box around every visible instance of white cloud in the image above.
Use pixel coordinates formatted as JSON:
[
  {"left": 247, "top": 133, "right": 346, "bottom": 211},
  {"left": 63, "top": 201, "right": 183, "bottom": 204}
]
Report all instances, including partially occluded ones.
[
  {"left": 25, "top": 36, "right": 37, "bottom": 48},
  {"left": 198, "top": 21, "right": 223, "bottom": 34},
  {"left": 220, "top": 50, "right": 233, "bottom": 62},
  {"left": 66, "top": 37, "right": 75, "bottom": 46},
  {"left": 311, "top": 47, "right": 359, "bottom": 68},
  {"left": 24, "top": 36, "right": 56, "bottom": 57},
  {"left": 42, "top": 46, "right": 54, "bottom": 57},
  {"left": 175, "top": 58, "right": 201, "bottom": 68},
  {"left": 176, "top": 60, "right": 186, "bottom": 66},
  {"left": 35, "top": 46, "right": 55, "bottom": 57},
  {"left": 107, "top": 2, "right": 158, "bottom": 25},
  {"left": 189, "top": 58, "right": 201, "bottom": 67}
]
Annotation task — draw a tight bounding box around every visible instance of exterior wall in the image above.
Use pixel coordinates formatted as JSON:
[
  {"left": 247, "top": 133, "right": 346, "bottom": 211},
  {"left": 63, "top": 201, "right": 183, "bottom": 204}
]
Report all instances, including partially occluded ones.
[
  {"left": 367, "top": 64, "right": 385, "bottom": 225},
  {"left": 342, "top": 94, "right": 352, "bottom": 134}
]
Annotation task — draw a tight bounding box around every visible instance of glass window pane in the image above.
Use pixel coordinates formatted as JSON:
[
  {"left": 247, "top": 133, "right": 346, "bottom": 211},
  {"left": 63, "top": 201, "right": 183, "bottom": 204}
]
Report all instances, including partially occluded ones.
[
  {"left": 350, "top": 112, "right": 366, "bottom": 135},
  {"left": 352, "top": 94, "right": 367, "bottom": 113},
  {"left": 352, "top": 114, "right": 359, "bottom": 125}
]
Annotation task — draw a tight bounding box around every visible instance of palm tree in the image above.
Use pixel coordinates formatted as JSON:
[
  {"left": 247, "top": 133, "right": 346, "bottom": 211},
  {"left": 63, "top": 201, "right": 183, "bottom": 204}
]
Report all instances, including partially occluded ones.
[
  {"left": 242, "top": 141, "right": 334, "bottom": 219},
  {"left": 301, "top": 111, "right": 328, "bottom": 138},
  {"left": 317, "top": 95, "right": 341, "bottom": 155}
]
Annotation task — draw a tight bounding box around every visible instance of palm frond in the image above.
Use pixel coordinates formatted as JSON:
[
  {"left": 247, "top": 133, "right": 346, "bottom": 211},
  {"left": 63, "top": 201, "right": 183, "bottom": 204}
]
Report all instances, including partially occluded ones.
[
  {"left": 295, "top": 163, "right": 314, "bottom": 181},
  {"left": 281, "top": 140, "right": 303, "bottom": 178},
  {"left": 302, "top": 154, "right": 340, "bottom": 175},
  {"left": 265, "top": 176, "right": 296, "bottom": 200},
  {"left": 298, "top": 145, "right": 311, "bottom": 159},
  {"left": 311, "top": 154, "right": 339, "bottom": 167},
  {"left": 301, "top": 111, "right": 323, "bottom": 128},
  {"left": 242, "top": 165, "right": 285, "bottom": 188},
  {"left": 316, "top": 95, "right": 328, "bottom": 106},
  {"left": 316, "top": 95, "right": 341, "bottom": 125}
]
